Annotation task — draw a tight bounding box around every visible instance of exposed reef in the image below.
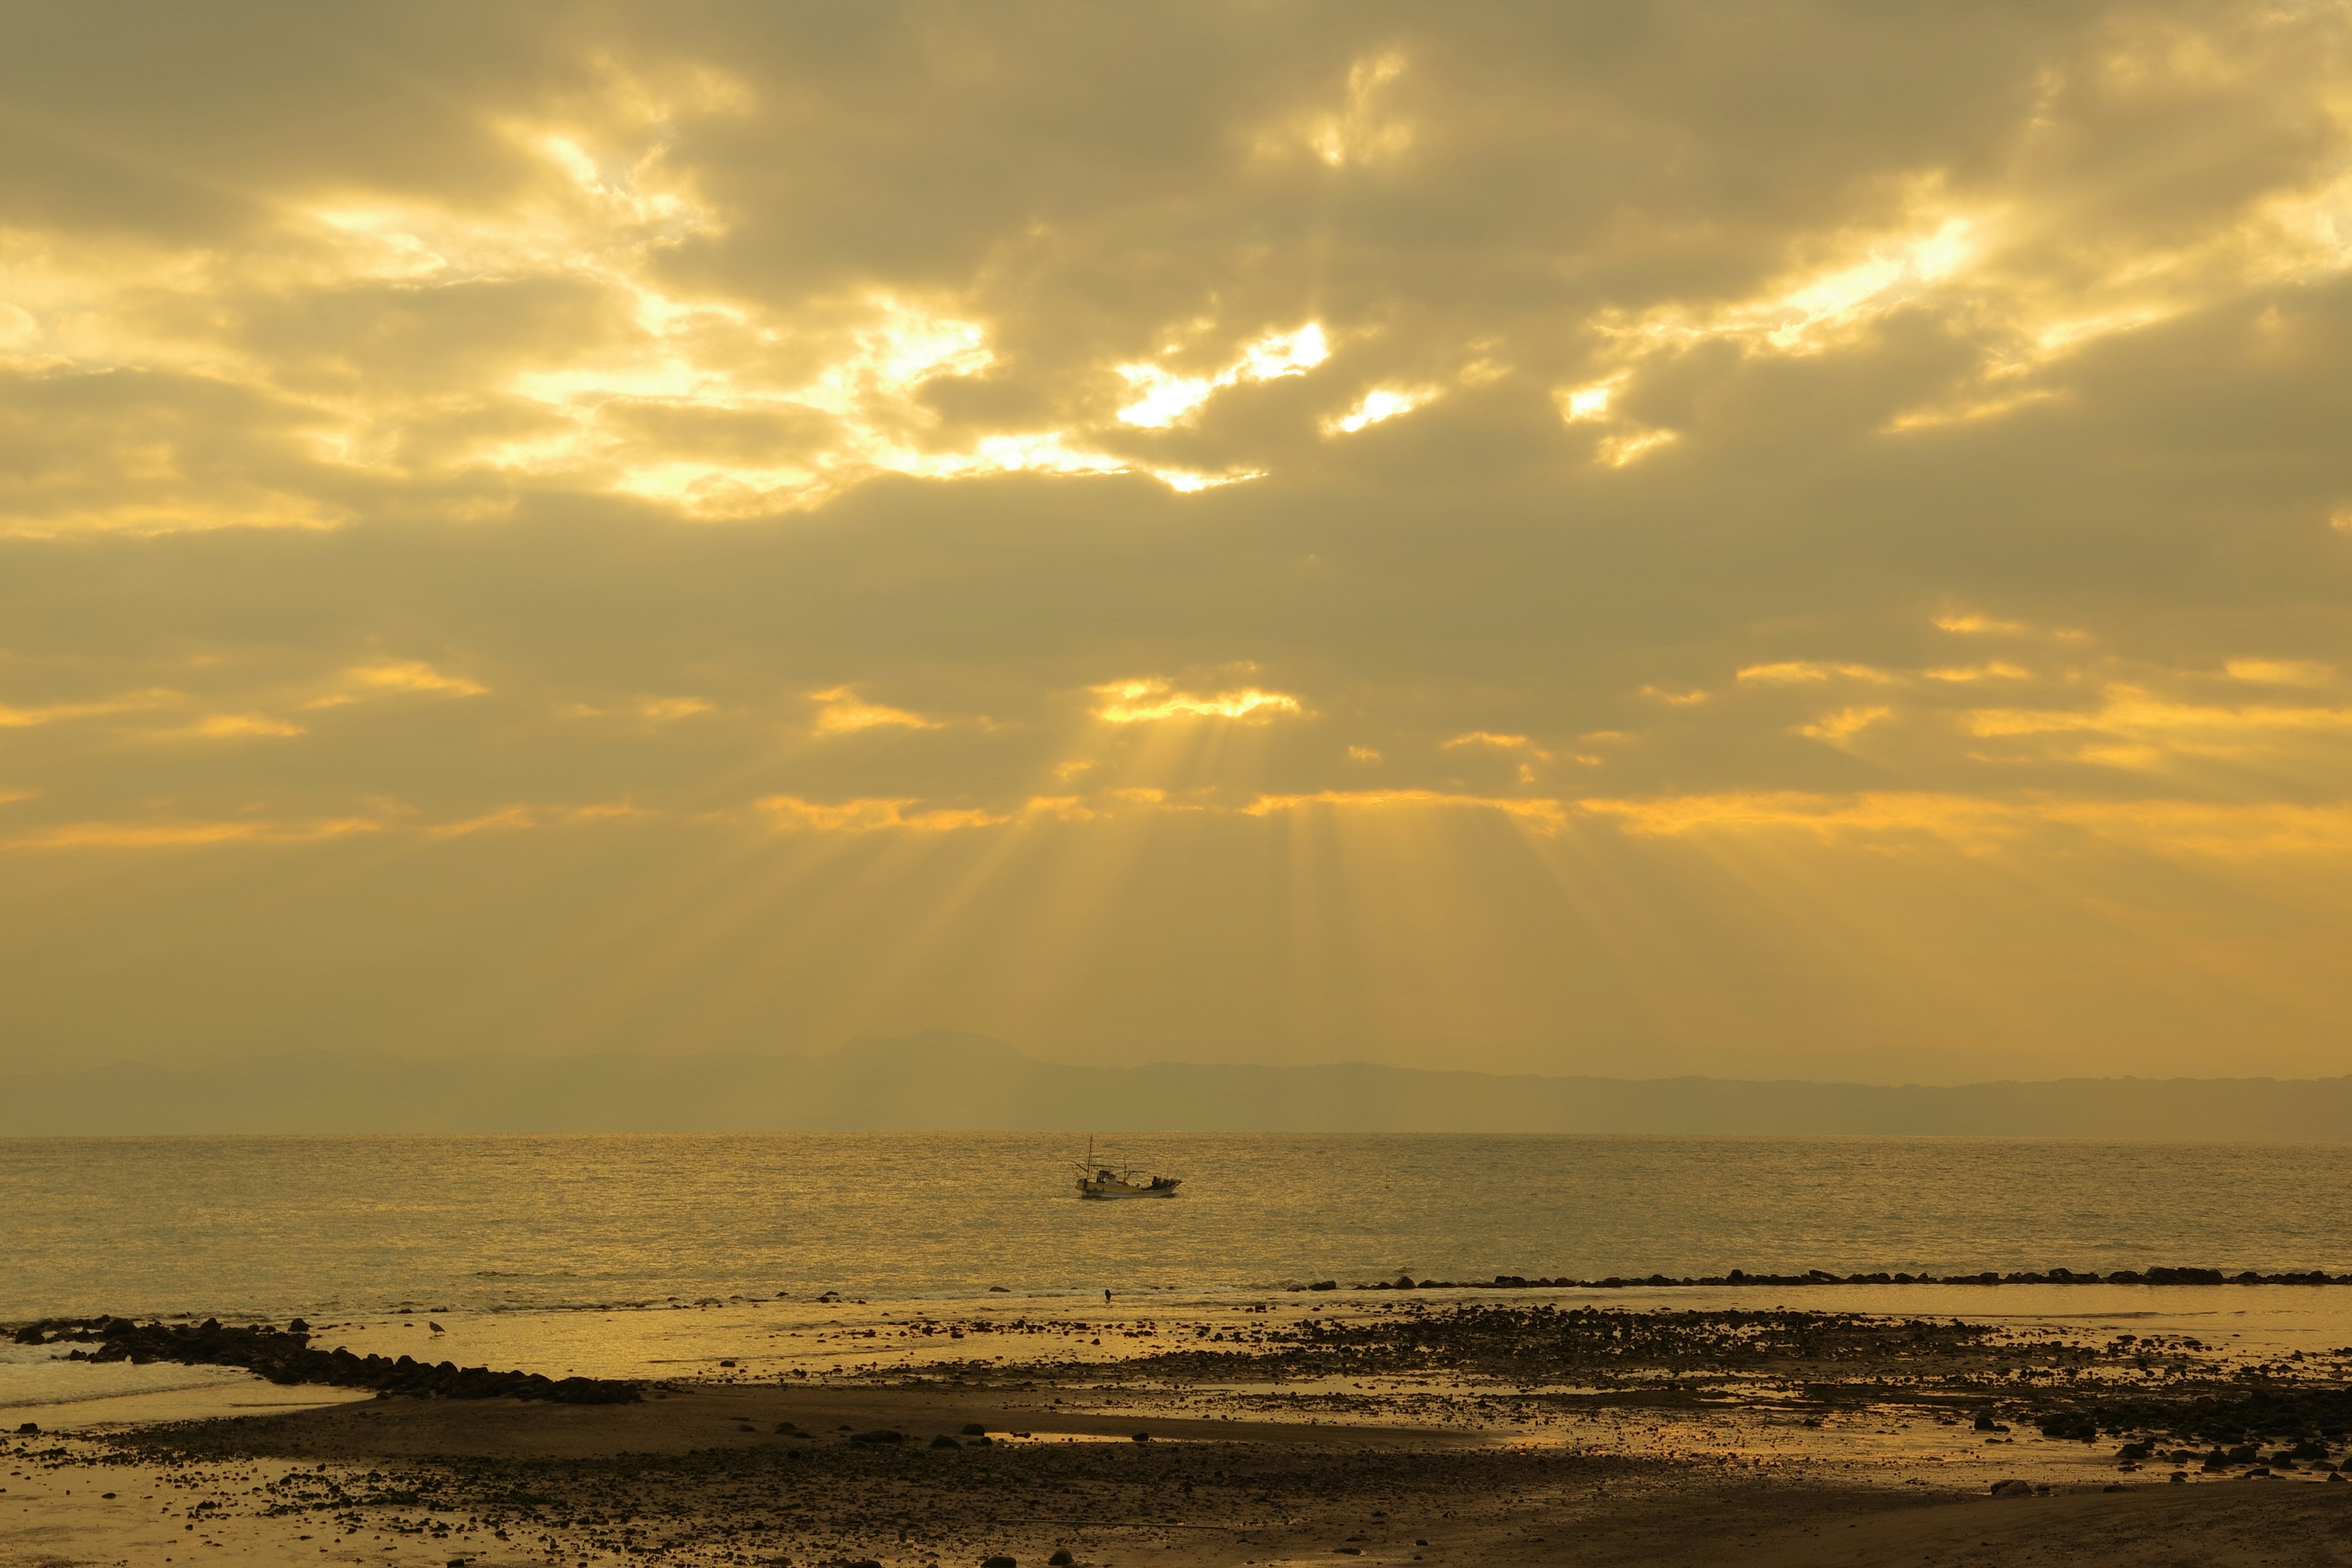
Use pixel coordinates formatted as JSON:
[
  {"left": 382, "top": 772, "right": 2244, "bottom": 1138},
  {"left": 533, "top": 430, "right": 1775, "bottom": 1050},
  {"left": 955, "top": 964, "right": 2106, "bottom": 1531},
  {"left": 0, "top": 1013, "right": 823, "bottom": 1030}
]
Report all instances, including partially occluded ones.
[
  {"left": 9, "top": 1316, "right": 639, "bottom": 1404},
  {"left": 1321, "top": 1265, "right": 2352, "bottom": 1291}
]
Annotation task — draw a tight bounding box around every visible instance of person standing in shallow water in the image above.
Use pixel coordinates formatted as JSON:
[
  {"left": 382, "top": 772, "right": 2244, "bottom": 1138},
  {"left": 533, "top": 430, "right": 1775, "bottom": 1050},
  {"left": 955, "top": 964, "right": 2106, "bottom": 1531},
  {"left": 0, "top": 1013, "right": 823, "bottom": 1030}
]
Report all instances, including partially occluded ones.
[{"left": 1104, "top": 1289, "right": 1112, "bottom": 1305}]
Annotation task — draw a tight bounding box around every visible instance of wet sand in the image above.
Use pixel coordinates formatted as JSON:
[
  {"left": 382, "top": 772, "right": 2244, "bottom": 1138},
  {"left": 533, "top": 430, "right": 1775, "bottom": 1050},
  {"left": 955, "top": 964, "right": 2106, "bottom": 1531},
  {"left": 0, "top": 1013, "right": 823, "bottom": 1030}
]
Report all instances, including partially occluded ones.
[{"left": 10, "top": 1292, "right": 2352, "bottom": 1566}]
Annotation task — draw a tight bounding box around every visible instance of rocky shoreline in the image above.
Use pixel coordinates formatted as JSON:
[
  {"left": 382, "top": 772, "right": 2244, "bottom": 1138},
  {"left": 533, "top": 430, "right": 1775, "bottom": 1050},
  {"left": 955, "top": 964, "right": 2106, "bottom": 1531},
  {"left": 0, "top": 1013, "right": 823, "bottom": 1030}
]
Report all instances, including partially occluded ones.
[
  {"left": 1321, "top": 1265, "right": 2352, "bottom": 1291},
  {"left": 8, "top": 1316, "right": 639, "bottom": 1406},
  {"left": 12, "top": 1293, "right": 2352, "bottom": 1566}
]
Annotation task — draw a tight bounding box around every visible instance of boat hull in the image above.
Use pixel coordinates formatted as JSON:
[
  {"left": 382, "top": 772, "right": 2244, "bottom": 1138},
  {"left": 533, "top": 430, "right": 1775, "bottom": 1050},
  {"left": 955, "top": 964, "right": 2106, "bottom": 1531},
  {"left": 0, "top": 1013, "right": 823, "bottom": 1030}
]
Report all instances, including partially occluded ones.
[{"left": 1077, "top": 1180, "right": 1183, "bottom": 1199}]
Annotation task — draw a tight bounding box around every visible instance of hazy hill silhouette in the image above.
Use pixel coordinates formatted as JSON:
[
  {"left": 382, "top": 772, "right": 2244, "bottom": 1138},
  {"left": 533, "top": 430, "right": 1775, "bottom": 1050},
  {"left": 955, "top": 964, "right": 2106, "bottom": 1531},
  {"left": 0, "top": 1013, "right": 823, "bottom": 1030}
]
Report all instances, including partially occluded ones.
[{"left": 4, "top": 1030, "right": 2351, "bottom": 1139}]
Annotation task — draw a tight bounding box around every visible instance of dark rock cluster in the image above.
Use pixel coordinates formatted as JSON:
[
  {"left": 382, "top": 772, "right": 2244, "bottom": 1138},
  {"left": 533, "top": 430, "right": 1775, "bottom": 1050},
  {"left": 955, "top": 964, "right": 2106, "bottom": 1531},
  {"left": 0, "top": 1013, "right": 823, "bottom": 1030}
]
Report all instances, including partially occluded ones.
[
  {"left": 1336, "top": 1265, "right": 2351, "bottom": 1291},
  {"left": 10, "top": 1316, "right": 638, "bottom": 1404},
  {"left": 2024, "top": 1385, "right": 2352, "bottom": 1454},
  {"left": 1100, "top": 1302, "right": 2013, "bottom": 1389}
]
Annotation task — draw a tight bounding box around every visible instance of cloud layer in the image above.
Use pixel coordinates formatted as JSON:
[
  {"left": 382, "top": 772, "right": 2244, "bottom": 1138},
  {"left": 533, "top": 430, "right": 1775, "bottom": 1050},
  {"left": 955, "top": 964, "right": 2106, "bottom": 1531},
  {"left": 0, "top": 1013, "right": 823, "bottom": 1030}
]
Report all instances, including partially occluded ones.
[{"left": 4, "top": 0, "right": 2351, "bottom": 1080}]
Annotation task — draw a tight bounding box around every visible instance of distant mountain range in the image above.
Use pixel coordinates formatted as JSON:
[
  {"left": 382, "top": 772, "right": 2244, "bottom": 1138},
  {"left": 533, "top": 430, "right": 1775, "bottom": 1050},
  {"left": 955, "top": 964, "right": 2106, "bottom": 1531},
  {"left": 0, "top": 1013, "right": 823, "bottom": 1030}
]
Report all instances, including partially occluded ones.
[{"left": 4, "top": 1030, "right": 2351, "bottom": 1139}]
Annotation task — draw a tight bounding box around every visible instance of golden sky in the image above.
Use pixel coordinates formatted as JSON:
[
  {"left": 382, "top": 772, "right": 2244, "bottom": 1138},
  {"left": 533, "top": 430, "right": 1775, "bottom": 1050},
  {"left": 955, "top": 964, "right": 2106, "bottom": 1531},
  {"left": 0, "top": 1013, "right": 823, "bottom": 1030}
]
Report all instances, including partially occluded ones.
[{"left": 4, "top": 1, "right": 2351, "bottom": 1082}]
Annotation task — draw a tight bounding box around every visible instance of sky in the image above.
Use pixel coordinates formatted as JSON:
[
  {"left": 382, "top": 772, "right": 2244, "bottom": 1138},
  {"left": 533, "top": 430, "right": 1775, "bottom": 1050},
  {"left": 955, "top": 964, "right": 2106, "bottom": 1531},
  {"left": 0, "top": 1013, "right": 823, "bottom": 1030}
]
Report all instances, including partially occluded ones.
[{"left": 3, "top": 0, "right": 2351, "bottom": 1085}]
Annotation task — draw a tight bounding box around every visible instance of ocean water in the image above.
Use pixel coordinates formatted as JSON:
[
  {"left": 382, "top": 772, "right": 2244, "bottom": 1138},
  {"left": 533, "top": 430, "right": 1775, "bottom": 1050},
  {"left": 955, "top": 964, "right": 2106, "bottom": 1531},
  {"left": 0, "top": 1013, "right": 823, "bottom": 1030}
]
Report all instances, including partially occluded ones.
[{"left": 6, "top": 1132, "right": 2351, "bottom": 1323}]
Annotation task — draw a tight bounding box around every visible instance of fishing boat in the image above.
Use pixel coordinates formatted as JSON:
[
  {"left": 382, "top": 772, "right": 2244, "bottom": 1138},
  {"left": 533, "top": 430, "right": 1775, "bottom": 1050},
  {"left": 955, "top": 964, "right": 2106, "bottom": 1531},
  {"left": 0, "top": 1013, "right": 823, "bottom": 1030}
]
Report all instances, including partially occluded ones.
[{"left": 1071, "top": 1136, "right": 1182, "bottom": 1199}]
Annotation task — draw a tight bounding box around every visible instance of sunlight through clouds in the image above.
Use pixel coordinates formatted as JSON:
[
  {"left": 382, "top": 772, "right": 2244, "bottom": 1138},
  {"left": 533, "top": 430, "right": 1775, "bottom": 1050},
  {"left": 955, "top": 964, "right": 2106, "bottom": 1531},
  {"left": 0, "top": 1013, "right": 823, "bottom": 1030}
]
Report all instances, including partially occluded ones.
[{"left": 6, "top": 0, "right": 2352, "bottom": 1079}]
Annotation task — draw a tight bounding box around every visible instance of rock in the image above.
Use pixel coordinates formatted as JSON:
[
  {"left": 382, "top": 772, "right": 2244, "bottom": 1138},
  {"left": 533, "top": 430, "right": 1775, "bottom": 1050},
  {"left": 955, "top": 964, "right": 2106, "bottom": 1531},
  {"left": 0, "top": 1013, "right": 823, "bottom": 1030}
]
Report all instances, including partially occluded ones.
[
  {"left": 1048, "top": 1552, "right": 1074, "bottom": 1567},
  {"left": 1132, "top": 1431, "right": 1152, "bottom": 1442},
  {"left": 850, "top": 1429, "right": 904, "bottom": 1444},
  {"left": 1308, "top": 1281, "right": 1338, "bottom": 1292},
  {"left": 931, "top": 1434, "right": 961, "bottom": 1449},
  {"left": 989, "top": 1285, "right": 1010, "bottom": 1292},
  {"left": 962, "top": 1422, "right": 989, "bottom": 1434},
  {"left": 1989, "top": 1479, "right": 2034, "bottom": 1496},
  {"left": 26, "top": 1315, "right": 639, "bottom": 1405},
  {"left": 15, "top": 1422, "right": 37, "bottom": 1434},
  {"left": 846, "top": 1559, "right": 883, "bottom": 1568},
  {"left": 2332, "top": 1472, "right": 2347, "bottom": 1483},
  {"left": 982, "top": 1557, "right": 1017, "bottom": 1568}
]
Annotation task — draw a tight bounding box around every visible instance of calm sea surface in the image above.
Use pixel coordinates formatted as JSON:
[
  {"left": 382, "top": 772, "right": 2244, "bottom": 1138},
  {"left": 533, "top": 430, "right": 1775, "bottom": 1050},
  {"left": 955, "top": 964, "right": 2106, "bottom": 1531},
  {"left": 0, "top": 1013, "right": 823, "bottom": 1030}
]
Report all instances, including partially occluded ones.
[{"left": 6, "top": 1133, "right": 2351, "bottom": 1322}]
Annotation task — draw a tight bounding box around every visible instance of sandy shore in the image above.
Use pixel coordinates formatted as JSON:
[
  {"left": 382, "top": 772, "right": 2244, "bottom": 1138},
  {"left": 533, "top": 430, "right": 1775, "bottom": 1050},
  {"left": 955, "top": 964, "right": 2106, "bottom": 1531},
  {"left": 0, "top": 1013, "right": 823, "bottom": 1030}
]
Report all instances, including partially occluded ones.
[{"left": 10, "top": 1292, "right": 2352, "bottom": 1566}]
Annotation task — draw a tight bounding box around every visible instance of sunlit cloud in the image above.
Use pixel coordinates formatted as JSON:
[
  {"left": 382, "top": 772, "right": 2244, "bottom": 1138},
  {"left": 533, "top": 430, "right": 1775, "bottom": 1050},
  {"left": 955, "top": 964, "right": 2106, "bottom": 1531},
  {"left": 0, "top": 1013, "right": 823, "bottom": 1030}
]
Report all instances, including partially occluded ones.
[
  {"left": 1325, "top": 386, "right": 1437, "bottom": 435},
  {"left": 1882, "top": 388, "right": 2062, "bottom": 433},
  {"left": 1555, "top": 379, "right": 1621, "bottom": 423},
  {"left": 1259, "top": 50, "right": 1414, "bottom": 168},
  {"left": 182, "top": 714, "right": 306, "bottom": 739},
  {"left": 0, "top": 798, "right": 645, "bottom": 851},
  {"left": 808, "top": 687, "right": 941, "bottom": 735},
  {"left": 1934, "top": 613, "right": 2031, "bottom": 635},
  {"left": 308, "top": 661, "right": 488, "bottom": 708},
  {"left": 1797, "top": 705, "right": 1893, "bottom": 743},
  {"left": 2225, "top": 658, "right": 2335, "bottom": 687},
  {"left": 1736, "top": 662, "right": 1898, "bottom": 685},
  {"left": 1442, "top": 731, "right": 1547, "bottom": 759},
  {"left": 1575, "top": 791, "right": 2352, "bottom": 860},
  {"left": 2, "top": 816, "right": 387, "bottom": 852},
  {"left": 1602, "top": 213, "right": 1980, "bottom": 361},
  {"left": 1240, "top": 788, "right": 1567, "bottom": 832},
  {"left": 560, "top": 696, "right": 714, "bottom": 722},
  {"left": 1593, "top": 428, "right": 1678, "bottom": 468},
  {"left": 0, "top": 688, "right": 179, "bottom": 728},
  {"left": 1148, "top": 465, "right": 1267, "bottom": 494},
  {"left": 756, "top": 794, "right": 1005, "bottom": 834},
  {"left": 1117, "top": 324, "right": 1329, "bottom": 429},
  {"left": 424, "top": 802, "right": 643, "bottom": 838},
  {"left": 1964, "top": 687, "right": 2352, "bottom": 755},
  {"left": 1090, "top": 679, "right": 1304, "bottom": 723}
]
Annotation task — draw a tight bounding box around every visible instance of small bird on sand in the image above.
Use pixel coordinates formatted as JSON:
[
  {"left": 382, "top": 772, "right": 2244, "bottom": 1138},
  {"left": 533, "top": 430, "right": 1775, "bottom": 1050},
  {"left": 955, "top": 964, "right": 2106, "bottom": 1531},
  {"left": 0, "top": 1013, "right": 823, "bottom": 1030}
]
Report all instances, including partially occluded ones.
[{"left": 429, "top": 1322, "right": 446, "bottom": 1333}]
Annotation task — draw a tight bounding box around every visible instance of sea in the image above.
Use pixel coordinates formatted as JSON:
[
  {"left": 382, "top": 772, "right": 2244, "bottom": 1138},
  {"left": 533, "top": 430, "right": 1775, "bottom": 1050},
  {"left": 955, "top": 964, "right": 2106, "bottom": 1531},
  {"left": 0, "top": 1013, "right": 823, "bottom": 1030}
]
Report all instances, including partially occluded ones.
[
  {"left": 8, "top": 1132, "right": 2351, "bottom": 1319},
  {"left": 8, "top": 1133, "right": 2352, "bottom": 1418}
]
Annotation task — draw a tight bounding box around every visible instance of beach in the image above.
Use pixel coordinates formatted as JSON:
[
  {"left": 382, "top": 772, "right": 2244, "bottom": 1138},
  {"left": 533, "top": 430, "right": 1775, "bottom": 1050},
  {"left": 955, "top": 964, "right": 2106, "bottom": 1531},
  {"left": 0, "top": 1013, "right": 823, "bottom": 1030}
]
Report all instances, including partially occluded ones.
[{"left": 12, "top": 1284, "right": 2352, "bottom": 1566}]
